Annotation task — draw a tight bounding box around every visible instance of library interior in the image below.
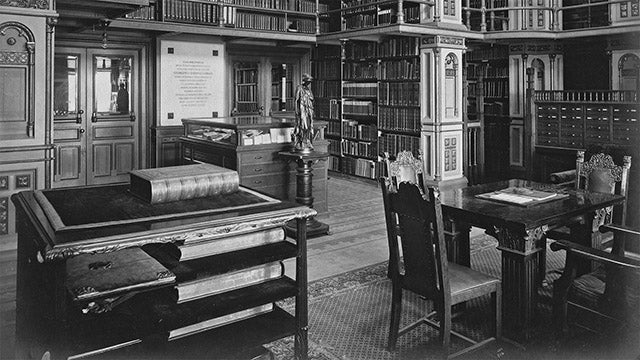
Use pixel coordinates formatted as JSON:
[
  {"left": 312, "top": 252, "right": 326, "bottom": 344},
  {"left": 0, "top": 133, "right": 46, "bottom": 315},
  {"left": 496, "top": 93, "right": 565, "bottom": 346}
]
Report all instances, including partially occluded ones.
[{"left": 1, "top": 0, "right": 639, "bottom": 359}]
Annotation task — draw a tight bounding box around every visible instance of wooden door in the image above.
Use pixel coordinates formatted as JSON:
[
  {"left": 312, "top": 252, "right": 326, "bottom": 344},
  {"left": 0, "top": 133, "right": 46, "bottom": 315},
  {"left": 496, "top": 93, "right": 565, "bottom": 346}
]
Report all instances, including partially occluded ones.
[
  {"left": 53, "top": 48, "right": 87, "bottom": 188},
  {"left": 87, "top": 49, "right": 138, "bottom": 185},
  {"left": 53, "top": 48, "right": 139, "bottom": 187}
]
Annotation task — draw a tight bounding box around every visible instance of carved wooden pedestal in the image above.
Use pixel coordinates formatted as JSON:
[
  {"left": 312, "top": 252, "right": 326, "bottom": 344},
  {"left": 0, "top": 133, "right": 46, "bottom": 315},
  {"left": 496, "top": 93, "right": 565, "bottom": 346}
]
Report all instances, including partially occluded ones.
[{"left": 279, "top": 151, "right": 330, "bottom": 239}]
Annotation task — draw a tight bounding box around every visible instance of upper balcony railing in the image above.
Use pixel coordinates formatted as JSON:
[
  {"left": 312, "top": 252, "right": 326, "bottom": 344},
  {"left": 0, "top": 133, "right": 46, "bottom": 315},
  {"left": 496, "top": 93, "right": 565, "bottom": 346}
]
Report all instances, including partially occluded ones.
[{"left": 315, "top": 0, "right": 640, "bottom": 34}]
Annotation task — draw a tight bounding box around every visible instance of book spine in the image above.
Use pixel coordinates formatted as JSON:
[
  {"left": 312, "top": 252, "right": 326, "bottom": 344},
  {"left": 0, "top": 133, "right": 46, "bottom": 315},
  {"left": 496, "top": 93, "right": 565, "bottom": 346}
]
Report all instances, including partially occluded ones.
[
  {"left": 149, "top": 172, "right": 240, "bottom": 204},
  {"left": 177, "top": 261, "right": 283, "bottom": 303},
  {"left": 179, "top": 227, "right": 285, "bottom": 260}
]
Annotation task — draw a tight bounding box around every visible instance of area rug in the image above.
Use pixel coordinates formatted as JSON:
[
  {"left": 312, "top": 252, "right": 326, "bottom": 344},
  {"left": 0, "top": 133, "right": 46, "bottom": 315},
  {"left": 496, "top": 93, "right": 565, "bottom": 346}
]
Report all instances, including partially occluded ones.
[{"left": 267, "top": 238, "right": 639, "bottom": 360}]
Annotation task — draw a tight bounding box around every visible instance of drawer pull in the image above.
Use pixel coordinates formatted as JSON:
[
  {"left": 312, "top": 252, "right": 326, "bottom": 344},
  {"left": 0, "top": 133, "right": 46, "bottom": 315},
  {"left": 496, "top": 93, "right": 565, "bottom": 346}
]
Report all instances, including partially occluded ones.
[
  {"left": 254, "top": 168, "right": 263, "bottom": 172},
  {"left": 254, "top": 156, "right": 263, "bottom": 160},
  {"left": 253, "top": 180, "right": 263, "bottom": 184}
]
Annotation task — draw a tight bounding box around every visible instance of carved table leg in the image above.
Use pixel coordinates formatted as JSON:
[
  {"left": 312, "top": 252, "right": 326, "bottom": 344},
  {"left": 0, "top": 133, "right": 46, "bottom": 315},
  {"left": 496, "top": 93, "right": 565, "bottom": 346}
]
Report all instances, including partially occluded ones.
[
  {"left": 444, "top": 218, "right": 471, "bottom": 267},
  {"left": 488, "top": 225, "right": 548, "bottom": 342}
]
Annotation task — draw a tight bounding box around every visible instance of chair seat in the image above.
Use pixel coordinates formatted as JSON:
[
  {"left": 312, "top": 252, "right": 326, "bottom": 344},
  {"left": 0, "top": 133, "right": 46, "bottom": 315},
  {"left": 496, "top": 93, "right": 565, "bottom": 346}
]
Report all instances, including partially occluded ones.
[
  {"left": 569, "top": 265, "right": 606, "bottom": 310},
  {"left": 449, "top": 262, "right": 501, "bottom": 304}
]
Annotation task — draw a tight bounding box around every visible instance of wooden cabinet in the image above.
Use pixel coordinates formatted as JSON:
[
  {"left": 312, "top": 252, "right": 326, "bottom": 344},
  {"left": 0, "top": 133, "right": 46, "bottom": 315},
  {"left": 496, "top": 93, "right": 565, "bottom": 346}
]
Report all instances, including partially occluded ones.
[
  {"left": 12, "top": 184, "right": 314, "bottom": 359},
  {"left": 150, "top": 125, "right": 183, "bottom": 167},
  {"left": 180, "top": 116, "right": 328, "bottom": 215}
]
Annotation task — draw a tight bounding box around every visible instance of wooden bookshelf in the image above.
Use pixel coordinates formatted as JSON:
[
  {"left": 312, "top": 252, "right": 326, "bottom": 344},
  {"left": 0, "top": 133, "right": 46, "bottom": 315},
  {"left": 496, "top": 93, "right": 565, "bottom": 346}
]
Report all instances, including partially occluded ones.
[
  {"left": 117, "top": 0, "right": 319, "bottom": 36},
  {"left": 465, "top": 44, "right": 510, "bottom": 182},
  {"left": 378, "top": 37, "right": 421, "bottom": 161},
  {"left": 312, "top": 44, "right": 342, "bottom": 172}
]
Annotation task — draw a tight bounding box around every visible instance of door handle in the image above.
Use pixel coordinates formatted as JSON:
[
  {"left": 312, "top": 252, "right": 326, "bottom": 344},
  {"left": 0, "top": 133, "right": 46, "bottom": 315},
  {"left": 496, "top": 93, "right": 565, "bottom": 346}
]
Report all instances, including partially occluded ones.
[
  {"left": 91, "top": 112, "right": 98, "bottom": 123},
  {"left": 78, "top": 128, "right": 85, "bottom": 136},
  {"left": 130, "top": 112, "right": 136, "bottom": 122},
  {"left": 76, "top": 109, "right": 84, "bottom": 124}
]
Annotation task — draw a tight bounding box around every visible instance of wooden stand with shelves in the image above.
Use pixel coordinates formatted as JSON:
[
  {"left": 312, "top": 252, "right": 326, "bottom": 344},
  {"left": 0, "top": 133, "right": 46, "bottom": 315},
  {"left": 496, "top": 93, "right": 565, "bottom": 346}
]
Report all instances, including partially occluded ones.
[{"left": 12, "top": 183, "right": 314, "bottom": 360}]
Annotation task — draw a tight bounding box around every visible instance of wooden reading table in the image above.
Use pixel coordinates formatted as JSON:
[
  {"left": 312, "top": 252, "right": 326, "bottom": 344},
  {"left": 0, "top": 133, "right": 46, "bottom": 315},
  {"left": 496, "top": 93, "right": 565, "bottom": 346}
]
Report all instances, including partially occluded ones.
[
  {"left": 12, "top": 184, "right": 315, "bottom": 359},
  {"left": 438, "top": 179, "right": 625, "bottom": 342}
]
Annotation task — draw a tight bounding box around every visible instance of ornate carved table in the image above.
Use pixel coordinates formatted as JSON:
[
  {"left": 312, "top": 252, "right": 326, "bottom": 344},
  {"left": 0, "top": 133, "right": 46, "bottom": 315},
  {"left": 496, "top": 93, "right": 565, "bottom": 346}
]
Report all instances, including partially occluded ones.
[{"left": 439, "top": 179, "right": 625, "bottom": 342}]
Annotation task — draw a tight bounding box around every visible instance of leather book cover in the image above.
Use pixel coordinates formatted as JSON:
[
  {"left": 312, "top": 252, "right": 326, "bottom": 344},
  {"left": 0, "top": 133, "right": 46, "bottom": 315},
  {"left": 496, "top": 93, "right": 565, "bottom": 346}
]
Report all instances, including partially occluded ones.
[
  {"left": 65, "top": 247, "right": 176, "bottom": 302},
  {"left": 129, "top": 163, "right": 240, "bottom": 204}
]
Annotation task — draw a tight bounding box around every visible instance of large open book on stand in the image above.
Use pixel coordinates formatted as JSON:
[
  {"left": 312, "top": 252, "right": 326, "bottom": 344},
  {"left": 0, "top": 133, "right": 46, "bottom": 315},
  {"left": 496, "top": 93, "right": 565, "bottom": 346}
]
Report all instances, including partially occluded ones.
[{"left": 476, "top": 186, "right": 568, "bottom": 207}]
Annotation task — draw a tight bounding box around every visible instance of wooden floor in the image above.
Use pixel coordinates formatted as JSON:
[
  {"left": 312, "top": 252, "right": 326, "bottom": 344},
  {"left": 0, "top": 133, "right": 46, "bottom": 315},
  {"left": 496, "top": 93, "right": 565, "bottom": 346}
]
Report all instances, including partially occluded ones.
[{"left": 0, "top": 173, "right": 391, "bottom": 359}]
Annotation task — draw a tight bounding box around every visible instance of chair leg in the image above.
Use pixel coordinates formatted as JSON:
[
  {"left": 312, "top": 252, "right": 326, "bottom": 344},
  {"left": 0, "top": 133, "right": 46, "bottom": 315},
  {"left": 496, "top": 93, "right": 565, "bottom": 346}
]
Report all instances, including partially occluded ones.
[
  {"left": 387, "top": 282, "right": 403, "bottom": 350},
  {"left": 440, "top": 302, "right": 452, "bottom": 356},
  {"left": 493, "top": 286, "right": 502, "bottom": 340}
]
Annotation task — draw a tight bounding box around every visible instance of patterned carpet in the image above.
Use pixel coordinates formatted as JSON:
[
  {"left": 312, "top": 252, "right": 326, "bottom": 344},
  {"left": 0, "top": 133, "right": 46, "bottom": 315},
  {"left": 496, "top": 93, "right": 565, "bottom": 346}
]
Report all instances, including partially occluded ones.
[{"left": 267, "top": 238, "right": 640, "bottom": 360}]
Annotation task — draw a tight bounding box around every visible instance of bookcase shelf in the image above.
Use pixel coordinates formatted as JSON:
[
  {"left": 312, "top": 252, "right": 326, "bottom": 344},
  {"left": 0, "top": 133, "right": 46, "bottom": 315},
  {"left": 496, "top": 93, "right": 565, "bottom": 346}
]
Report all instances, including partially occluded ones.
[
  {"left": 118, "top": 0, "right": 320, "bottom": 36},
  {"left": 465, "top": 44, "right": 510, "bottom": 182},
  {"left": 311, "top": 37, "right": 421, "bottom": 180}
]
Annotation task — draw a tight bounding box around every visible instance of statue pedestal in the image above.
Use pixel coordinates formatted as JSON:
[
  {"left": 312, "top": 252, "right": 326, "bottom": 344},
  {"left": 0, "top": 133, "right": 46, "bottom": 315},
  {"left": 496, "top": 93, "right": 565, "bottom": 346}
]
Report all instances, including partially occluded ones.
[{"left": 279, "top": 150, "right": 330, "bottom": 239}]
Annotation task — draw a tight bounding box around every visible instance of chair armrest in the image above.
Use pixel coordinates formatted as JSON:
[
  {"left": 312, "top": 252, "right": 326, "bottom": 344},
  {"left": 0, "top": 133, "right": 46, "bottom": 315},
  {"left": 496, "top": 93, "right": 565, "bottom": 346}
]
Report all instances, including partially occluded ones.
[
  {"left": 600, "top": 224, "right": 640, "bottom": 237},
  {"left": 550, "top": 240, "right": 640, "bottom": 270},
  {"left": 549, "top": 169, "right": 576, "bottom": 187}
]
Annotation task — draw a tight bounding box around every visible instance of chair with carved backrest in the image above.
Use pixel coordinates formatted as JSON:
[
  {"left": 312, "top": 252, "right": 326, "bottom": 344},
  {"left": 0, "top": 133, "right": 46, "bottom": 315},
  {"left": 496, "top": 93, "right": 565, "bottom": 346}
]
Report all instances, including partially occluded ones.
[
  {"left": 547, "top": 150, "right": 632, "bottom": 249},
  {"left": 380, "top": 172, "right": 501, "bottom": 358}
]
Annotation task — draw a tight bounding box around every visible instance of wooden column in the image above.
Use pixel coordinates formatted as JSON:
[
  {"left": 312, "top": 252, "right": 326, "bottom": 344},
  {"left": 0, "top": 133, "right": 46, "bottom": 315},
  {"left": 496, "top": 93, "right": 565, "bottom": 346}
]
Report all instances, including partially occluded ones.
[{"left": 420, "top": 36, "right": 468, "bottom": 191}]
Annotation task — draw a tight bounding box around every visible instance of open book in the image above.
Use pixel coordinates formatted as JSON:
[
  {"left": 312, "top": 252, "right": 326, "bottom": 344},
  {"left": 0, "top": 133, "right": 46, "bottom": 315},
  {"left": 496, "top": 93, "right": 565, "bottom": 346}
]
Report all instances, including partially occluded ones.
[{"left": 476, "top": 186, "right": 566, "bottom": 206}]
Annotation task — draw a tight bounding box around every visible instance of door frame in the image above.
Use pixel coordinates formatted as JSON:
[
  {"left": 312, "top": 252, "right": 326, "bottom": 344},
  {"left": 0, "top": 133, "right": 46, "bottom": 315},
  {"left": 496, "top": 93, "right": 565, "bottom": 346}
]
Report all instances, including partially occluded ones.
[{"left": 52, "top": 39, "right": 149, "bottom": 187}]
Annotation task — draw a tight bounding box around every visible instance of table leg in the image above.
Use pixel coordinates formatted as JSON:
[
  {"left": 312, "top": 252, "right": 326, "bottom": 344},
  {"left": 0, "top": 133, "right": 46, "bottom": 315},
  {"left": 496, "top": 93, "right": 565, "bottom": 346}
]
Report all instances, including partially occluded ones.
[
  {"left": 488, "top": 225, "right": 547, "bottom": 342},
  {"left": 294, "top": 217, "right": 309, "bottom": 360}
]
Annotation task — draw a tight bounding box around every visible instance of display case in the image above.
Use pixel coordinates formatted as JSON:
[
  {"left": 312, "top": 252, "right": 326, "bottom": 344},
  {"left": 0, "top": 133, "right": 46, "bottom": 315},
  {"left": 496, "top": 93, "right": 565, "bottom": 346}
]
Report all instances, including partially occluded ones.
[{"left": 179, "top": 116, "right": 328, "bottom": 215}]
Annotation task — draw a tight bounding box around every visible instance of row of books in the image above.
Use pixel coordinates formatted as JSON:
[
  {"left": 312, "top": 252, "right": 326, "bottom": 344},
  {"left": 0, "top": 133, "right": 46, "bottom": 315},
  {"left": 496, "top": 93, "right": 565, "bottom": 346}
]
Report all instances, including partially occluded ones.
[
  {"left": 482, "top": 79, "right": 508, "bottom": 98},
  {"left": 344, "top": 41, "right": 378, "bottom": 60},
  {"left": 312, "top": 61, "right": 341, "bottom": 80},
  {"left": 312, "top": 79, "right": 341, "bottom": 98},
  {"left": 403, "top": 5, "right": 421, "bottom": 23},
  {"left": 236, "top": 84, "right": 258, "bottom": 101},
  {"left": 342, "top": 139, "right": 378, "bottom": 159},
  {"left": 378, "top": 107, "right": 421, "bottom": 132},
  {"left": 234, "top": 13, "right": 314, "bottom": 32},
  {"left": 327, "top": 120, "right": 341, "bottom": 136},
  {"left": 379, "top": 82, "right": 420, "bottom": 106},
  {"left": 380, "top": 59, "right": 419, "bottom": 80},
  {"left": 328, "top": 138, "right": 341, "bottom": 155},
  {"left": 343, "top": 100, "right": 377, "bottom": 116},
  {"left": 341, "top": 156, "right": 380, "bottom": 179},
  {"left": 378, "top": 133, "right": 420, "bottom": 159},
  {"left": 342, "top": 121, "right": 378, "bottom": 141},
  {"left": 343, "top": 13, "right": 376, "bottom": 28},
  {"left": 124, "top": 5, "right": 157, "bottom": 20},
  {"left": 163, "top": 0, "right": 219, "bottom": 23},
  {"left": 466, "top": 46, "right": 508, "bottom": 61},
  {"left": 315, "top": 98, "right": 341, "bottom": 120},
  {"left": 467, "top": 63, "right": 509, "bottom": 79},
  {"left": 343, "top": 82, "right": 377, "bottom": 97},
  {"left": 343, "top": 62, "right": 378, "bottom": 80},
  {"left": 378, "top": 37, "right": 419, "bottom": 58},
  {"left": 235, "top": 68, "right": 258, "bottom": 84},
  {"left": 376, "top": 8, "right": 395, "bottom": 25},
  {"left": 328, "top": 154, "right": 341, "bottom": 171}
]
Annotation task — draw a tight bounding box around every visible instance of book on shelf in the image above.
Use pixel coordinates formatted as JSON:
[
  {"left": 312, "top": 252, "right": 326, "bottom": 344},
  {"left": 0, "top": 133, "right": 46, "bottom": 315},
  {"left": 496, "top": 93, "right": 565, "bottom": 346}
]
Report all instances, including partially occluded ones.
[
  {"left": 169, "top": 303, "right": 274, "bottom": 340},
  {"left": 178, "top": 227, "right": 286, "bottom": 261},
  {"left": 65, "top": 247, "right": 176, "bottom": 302},
  {"left": 176, "top": 261, "right": 284, "bottom": 303},
  {"left": 129, "top": 163, "right": 240, "bottom": 204}
]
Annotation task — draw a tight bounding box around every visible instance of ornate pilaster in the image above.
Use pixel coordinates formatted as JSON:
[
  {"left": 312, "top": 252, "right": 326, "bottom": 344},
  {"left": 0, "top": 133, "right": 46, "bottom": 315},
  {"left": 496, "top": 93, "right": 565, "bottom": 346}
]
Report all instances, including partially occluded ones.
[
  {"left": 45, "top": 16, "right": 57, "bottom": 189},
  {"left": 420, "top": 36, "right": 467, "bottom": 191},
  {"left": 487, "top": 224, "right": 548, "bottom": 254}
]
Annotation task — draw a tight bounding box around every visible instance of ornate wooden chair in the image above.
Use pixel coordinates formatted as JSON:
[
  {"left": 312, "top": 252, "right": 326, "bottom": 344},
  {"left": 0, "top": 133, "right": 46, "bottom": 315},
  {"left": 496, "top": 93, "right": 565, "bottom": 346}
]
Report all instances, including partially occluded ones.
[
  {"left": 380, "top": 174, "right": 501, "bottom": 358},
  {"left": 547, "top": 150, "right": 632, "bottom": 248},
  {"left": 551, "top": 224, "right": 640, "bottom": 350}
]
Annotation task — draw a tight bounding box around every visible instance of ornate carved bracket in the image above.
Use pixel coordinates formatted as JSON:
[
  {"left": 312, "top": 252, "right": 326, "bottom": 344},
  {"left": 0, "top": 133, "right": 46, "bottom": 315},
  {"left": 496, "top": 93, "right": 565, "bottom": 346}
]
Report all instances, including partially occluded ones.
[{"left": 487, "top": 225, "right": 548, "bottom": 254}]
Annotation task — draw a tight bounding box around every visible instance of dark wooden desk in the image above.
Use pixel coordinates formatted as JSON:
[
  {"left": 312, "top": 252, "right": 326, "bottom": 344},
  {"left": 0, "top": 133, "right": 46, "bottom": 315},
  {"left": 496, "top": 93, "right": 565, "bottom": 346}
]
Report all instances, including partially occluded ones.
[
  {"left": 439, "top": 179, "right": 625, "bottom": 341},
  {"left": 12, "top": 184, "right": 315, "bottom": 360}
]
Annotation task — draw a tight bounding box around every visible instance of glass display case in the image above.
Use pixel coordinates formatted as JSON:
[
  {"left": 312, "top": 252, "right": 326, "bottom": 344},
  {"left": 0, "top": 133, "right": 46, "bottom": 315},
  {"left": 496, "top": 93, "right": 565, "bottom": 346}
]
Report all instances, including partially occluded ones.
[{"left": 182, "top": 116, "right": 294, "bottom": 147}]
